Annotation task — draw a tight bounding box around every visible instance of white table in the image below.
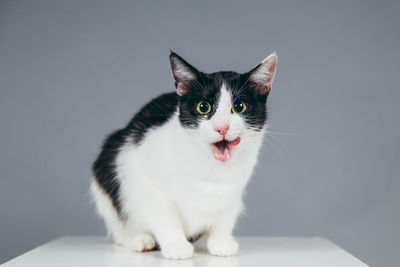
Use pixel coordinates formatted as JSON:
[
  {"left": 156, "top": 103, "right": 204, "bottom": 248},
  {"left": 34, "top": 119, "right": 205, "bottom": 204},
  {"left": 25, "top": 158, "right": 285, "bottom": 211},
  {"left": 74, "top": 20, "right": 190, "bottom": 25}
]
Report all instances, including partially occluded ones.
[{"left": 2, "top": 236, "right": 368, "bottom": 267}]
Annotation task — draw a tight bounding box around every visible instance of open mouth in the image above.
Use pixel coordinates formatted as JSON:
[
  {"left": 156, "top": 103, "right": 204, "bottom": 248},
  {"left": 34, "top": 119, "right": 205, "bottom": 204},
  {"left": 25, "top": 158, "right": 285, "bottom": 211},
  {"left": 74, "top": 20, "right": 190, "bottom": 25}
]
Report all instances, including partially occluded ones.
[{"left": 211, "top": 137, "right": 241, "bottom": 162}]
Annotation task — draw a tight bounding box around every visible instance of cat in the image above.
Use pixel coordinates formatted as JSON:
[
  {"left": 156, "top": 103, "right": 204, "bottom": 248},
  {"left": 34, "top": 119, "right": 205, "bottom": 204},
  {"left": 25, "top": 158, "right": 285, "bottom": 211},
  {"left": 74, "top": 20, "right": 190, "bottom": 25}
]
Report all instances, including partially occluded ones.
[{"left": 91, "top": 51, "right": 277, "bottom": 259}]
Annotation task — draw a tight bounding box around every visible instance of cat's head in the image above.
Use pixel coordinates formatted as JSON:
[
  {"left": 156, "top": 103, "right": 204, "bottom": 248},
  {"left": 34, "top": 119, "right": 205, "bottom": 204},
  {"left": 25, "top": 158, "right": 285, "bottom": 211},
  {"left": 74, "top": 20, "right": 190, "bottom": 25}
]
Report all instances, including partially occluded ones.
[{"left": 170, "top": 52, "right": 277, "bottom": 162}]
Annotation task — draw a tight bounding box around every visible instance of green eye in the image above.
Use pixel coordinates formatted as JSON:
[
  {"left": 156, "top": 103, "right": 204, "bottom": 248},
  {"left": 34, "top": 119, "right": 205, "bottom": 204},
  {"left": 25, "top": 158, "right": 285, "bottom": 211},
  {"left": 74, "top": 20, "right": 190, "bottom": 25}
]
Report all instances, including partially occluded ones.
[
  {"left": 232, "top": 101, "right": 247, "bottom": 113},
  {"left": 196, "top": 101, "right": 211, "bottom": 115}
]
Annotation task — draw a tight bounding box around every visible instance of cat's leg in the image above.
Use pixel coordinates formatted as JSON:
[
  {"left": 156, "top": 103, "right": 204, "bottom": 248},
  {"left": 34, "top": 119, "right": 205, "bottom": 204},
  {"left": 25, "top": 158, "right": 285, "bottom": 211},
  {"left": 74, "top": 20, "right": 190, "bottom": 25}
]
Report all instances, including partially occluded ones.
[
  {"left": 147, "top": 201, "right": 193, "bottom": 259},
  {"left": 124, "top": 177, "right": 193, "bottom": 259},
  {"left": 207, "top": 201, "right": 242, "bottom": 257}
]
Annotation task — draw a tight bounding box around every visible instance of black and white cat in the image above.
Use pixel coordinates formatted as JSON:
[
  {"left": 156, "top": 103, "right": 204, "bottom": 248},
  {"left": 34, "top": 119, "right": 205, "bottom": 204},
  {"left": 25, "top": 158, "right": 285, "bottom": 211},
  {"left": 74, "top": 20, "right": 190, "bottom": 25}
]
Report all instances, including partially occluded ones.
[{"left": 91, "top": 51, "right": 277, "bottom": 259}]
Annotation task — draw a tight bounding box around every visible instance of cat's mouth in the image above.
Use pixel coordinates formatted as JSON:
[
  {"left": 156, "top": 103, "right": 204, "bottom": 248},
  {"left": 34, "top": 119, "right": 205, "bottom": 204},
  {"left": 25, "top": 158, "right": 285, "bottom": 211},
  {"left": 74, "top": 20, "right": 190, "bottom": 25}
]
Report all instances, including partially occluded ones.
[{"left": 211, "top": 137, "right": 241, "bottom": 162}]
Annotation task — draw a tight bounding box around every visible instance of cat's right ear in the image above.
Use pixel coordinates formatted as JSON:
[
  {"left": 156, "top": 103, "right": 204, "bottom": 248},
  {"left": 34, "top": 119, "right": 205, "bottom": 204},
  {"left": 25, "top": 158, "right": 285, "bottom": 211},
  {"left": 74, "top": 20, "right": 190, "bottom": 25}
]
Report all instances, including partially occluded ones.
[
  {"left": 248, "top": 52, "right": 278, "bottom": 95},
  {"left": 169, "top": 52, "right": 199, "bottom": 96}
]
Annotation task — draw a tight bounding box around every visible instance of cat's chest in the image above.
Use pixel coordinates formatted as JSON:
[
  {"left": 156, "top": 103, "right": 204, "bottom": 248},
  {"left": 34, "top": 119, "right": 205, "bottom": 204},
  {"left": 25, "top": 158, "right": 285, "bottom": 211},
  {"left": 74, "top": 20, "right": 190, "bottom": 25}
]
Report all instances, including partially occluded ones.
[
  {"left": 173, "top": 178, "right": 241, "bottom": 232},
  {"left": 167, "top": 167, "right": 244, "bottom": 216}
]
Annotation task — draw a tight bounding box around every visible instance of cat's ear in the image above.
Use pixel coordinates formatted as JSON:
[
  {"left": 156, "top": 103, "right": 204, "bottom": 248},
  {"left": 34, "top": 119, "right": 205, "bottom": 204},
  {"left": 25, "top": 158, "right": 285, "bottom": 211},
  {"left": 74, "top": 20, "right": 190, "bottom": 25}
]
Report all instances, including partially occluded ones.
[
  {"left": 169, "top": 52, "right": 199, "bottom": 96},
  {"left": 249, "top": 52, "right": 278, "bottom": 95}
]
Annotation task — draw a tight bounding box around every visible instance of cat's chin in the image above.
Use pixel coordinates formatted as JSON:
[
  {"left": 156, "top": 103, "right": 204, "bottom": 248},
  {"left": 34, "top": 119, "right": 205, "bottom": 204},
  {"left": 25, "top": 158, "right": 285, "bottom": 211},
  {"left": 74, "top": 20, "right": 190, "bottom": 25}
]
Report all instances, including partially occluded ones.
[{"left": 211, "top": 137, "right": 241, "bottom": 162}]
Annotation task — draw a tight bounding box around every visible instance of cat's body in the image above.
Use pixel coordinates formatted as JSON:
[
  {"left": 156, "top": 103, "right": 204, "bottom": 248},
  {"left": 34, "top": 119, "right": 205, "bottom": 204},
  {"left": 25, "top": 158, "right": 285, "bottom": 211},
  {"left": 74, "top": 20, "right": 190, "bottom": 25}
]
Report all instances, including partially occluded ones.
[{"left": 91, "top": 52, "right": 277, "bottom": 259}]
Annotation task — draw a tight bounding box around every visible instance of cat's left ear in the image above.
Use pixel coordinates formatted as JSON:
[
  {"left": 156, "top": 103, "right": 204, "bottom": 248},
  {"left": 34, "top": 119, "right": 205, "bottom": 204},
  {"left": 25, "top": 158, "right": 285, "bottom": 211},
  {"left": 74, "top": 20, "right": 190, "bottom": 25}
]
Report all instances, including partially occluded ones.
[
  {"left": 249, "top": 52, "right": 278, "bottom": 95},
  {"left": 169, "top": 52, "right": 199, "bottom": 96}
]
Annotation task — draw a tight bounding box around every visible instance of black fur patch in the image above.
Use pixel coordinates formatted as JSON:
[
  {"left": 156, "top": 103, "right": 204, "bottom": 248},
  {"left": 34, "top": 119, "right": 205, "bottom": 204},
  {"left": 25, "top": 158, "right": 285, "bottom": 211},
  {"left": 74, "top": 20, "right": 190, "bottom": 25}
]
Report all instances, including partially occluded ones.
[
  {"left": 128, "top": 93, "right": 179, "bottom": 144},
  {"left": 93, "top": 128, "right": 130, "bottom": 215}
]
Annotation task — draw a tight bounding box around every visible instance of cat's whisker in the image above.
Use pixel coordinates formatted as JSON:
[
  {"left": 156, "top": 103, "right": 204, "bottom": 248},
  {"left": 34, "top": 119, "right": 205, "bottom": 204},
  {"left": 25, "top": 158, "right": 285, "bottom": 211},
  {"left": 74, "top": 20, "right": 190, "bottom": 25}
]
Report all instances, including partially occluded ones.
[
  {"left": 181, "top": 77, "right": 208, "bottom": 95},
  {"left": 232, "top": 79, "right": 250, "bottom": 102},
  {"left": 266, "top": 131, "right": 285, "bottom": 147},
  {"left": 266, "top": 130, "right": 296, "bottom": 136},
  {"left": 192, "top": 79, "right": 209, "bottom": 95},
  {"left": 237, "top": 77, "right": 250, "bottom": 92},
  {"left": 199, "top": 74, "right": 210, "bottom": 95},
  {"left": 233, "top": 74, "right": 241, "bottom": 92},
  {"left": 264, "top": 135, "right": 281, "bottom": 156}
]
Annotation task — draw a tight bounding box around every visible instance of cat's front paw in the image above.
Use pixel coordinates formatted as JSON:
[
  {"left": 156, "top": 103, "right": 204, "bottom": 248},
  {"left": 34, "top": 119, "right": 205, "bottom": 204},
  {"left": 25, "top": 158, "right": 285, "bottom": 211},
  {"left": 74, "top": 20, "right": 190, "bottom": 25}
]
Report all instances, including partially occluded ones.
[
  {"left": 132, "top": 233, "right": 156, "bottom": 252},
  {"left": 207, "top": 237, "right": 239, "bottom": 257},
  {"left": 161, "top": 241, "right": 193, "bottom": 260}
]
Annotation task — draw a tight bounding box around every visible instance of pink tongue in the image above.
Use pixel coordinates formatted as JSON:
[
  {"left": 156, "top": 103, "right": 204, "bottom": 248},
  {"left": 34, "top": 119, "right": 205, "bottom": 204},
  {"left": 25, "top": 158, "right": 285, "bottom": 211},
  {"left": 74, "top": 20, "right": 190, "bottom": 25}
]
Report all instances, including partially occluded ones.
[{"left": 212, "top": 144, "right": 231, "bottom": 162}]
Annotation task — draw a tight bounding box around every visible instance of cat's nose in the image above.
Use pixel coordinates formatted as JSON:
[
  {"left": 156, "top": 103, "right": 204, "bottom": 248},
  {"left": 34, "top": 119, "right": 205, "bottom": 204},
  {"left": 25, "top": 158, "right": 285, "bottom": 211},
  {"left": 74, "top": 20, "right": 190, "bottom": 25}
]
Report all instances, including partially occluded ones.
[{"left": 215, "top": 125, "right": 229, "bottom": 136}]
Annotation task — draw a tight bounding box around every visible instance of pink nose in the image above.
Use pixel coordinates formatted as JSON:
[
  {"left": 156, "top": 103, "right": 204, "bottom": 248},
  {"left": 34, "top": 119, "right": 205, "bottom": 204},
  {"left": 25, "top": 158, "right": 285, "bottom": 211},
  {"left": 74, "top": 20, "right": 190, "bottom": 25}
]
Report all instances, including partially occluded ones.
[{"left": 215, "top": 125, "right": 229, "bottom": 136}]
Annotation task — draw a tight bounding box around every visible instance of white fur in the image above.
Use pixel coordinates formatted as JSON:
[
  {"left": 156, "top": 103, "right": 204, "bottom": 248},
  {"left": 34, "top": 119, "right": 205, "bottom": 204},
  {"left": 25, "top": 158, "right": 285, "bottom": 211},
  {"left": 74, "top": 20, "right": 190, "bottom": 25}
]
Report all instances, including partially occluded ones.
[{"left": 91, "top": 86, "right": 265, "bottom": 259}]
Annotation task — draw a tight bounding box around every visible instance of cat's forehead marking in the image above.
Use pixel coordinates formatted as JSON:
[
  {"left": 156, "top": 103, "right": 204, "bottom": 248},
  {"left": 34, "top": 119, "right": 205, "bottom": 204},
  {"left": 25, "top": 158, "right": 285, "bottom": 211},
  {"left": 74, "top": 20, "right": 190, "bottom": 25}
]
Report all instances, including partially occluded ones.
[
  {"left": 209, "top": 83, "right": 232, "bottom": 129},
  {"left": 214, "top": 83, "right": 232, "bottom": 115}
]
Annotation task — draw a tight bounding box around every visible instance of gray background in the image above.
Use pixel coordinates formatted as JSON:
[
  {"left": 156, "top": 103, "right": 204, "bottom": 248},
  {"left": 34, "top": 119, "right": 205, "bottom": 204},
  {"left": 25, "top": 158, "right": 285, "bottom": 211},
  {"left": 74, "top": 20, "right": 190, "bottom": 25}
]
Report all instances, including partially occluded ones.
[{"left": 1, "top": 0, "right": 399, "bottom": 266}]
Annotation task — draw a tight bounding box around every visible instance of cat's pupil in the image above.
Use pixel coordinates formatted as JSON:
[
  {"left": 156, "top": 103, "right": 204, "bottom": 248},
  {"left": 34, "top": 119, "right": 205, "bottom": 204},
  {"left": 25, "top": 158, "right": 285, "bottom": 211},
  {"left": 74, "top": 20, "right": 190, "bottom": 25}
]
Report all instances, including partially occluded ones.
[
  {"left": 234, "top": 103, "right": 244, "bottom": 112},
  {"left": 199, "top": 102, "right": 209, "bottom": 113}
]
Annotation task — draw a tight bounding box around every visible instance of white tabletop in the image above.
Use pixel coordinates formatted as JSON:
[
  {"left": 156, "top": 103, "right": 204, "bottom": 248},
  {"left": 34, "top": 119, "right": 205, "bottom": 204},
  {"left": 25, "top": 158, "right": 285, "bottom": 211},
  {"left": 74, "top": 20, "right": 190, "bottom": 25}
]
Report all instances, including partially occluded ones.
[{"left": 2, "top": 236, "right": 368, "bottom": 267}]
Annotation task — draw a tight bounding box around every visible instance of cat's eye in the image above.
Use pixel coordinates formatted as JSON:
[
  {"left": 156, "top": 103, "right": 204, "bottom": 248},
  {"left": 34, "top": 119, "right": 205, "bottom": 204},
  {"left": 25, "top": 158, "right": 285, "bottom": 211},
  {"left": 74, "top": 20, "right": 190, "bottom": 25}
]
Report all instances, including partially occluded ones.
[
  {"left": 232, "top": 101, "right": 247, "bottom": 113},
  {"left": 196, "top": 101, "right": 211, "bottom": 115}
]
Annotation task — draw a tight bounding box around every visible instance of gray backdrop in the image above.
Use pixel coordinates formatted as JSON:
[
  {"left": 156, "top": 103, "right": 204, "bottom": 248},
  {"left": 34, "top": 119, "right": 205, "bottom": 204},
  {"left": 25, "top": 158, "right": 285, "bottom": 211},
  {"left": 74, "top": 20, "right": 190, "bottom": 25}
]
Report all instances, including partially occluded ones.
[{"left": 1, "top": 0, "right": 399, "bottom": 266}]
